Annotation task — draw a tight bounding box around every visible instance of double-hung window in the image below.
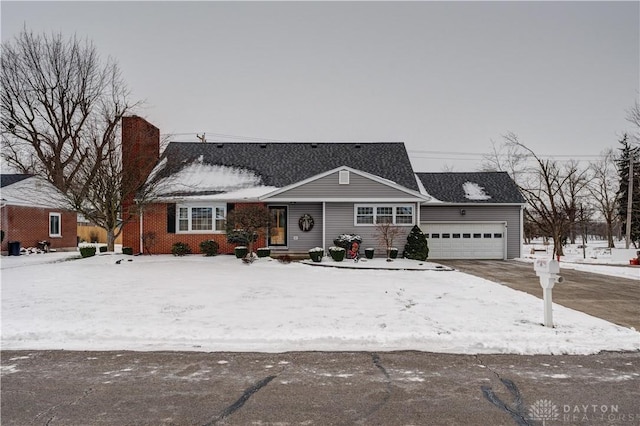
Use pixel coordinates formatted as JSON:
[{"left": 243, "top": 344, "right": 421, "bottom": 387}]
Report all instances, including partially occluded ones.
[
  {"left": 177, "top": 204, "right": 226, "bottom": 233},
  {"left": 49, "top": 213, "right": 61, "bottom": 237},
  {"left": 354, "top": 204, "right": 415, "bottom": 226}
]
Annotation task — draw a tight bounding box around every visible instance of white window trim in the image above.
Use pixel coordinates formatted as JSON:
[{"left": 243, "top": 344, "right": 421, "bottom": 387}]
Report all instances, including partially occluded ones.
[
  {"left": 49, "top": 212, "right": 61, "bottom": 237},
  {"left": 353, "top": 204, "right": 415, "bottom": 226},
  {"left": 176, "top": 203, "right": 226, "bottom": 234}
]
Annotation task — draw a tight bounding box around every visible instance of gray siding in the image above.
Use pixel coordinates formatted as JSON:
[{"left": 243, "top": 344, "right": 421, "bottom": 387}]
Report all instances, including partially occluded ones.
[
  {"left": 269, "top": 203, "right": 323, "bottom": 252},
  {"left": 325, "top": 203, "right": 414, "bottom": 256},
  {"left": 272, "top": 171, "right": 415, "bottom": 200},
  {"left": 420, "top": 205, "right": 522, "bottom": 258}
]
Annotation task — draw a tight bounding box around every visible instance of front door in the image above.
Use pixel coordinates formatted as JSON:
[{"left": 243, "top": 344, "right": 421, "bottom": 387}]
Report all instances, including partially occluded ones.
[{"left": 269, "top": 206, "right": 287, "bottom": 246}]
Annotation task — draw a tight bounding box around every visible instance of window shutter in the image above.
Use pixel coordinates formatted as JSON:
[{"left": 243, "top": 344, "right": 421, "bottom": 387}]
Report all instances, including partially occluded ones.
[{"left": 167, "top": 204, "right": 176, "bottom": 233}]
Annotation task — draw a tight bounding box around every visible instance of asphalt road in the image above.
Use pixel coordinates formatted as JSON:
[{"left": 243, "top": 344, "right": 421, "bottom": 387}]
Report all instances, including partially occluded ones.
[
  {"left": 2, "top": 350, "right": 639, "bottom": 425},
  {"left": 3, "top": 260, "right": 639, "bottom": 425},
  {"left": 438, "top": 260, "right": 640, "bottom": 331}
]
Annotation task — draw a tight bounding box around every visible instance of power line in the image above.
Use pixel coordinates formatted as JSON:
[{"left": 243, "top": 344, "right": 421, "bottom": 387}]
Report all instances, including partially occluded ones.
[
  {"left": 160, "top": 132, "right": 608, "bottom": 160},
  {"left": 407, "top": 149, "right": 605, "bottom": 159}
]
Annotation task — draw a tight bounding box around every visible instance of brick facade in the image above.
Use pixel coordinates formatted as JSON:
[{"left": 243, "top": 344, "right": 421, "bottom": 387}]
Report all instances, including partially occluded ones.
[
  {"left": 124, "top": 203, "right": 267, "bottom": 255},
  {"left": 120, "top": 116, "right": 271, "bottom": 255},
  {"left": 1, "top": 205, "right": 77, "bottom": 253}
]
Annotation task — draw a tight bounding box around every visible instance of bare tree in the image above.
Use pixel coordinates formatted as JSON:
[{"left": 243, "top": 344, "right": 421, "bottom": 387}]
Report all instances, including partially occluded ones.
[
  {"left": 556, "top": 160, "right": 590, "bottom": 244},
  {"left": 626, "top": 98, "right": 640, "bottom": 130},
  {"left": 225, "top": 205, "right": 271, "bottom": 260},
  {"left": 480, "top": 139, "right": 528, "bottom": 183},
  {"left": 587, "top": 149, "right": 619, "bottom": 248},
  {"left": 374, "top": 221, "right": 402, "bottom": 259},
  {"left": 501, "top": 133, "right": 577, "bottom": 258},
  {"left": 1, "top": 29, "right": 140, "bottom": 250}
]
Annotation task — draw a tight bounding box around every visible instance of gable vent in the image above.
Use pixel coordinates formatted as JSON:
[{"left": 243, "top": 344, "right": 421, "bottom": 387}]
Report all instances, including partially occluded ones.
[{"left": 339, "top": 170, "right": 350, "bottom": 185}]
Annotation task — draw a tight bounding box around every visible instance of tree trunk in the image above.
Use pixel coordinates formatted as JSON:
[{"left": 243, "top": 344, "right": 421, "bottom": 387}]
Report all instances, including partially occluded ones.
[
  {"left": 606, "top": 219, "right": 615, "bottom": 249},
  {"left": 553, "top": 230, "right": 564, "bottom": 257},
  {"left": 107, "top": 229, "right": 116, "bottom": 252},
  {"left": 247, "top": 240, "right": 254, "bottom": 259}
]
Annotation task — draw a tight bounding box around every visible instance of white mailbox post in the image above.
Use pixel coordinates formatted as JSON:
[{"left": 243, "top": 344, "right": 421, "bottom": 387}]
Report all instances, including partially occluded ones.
[{"left": 533, "top": 259, "right": 564, "bottom": 327}]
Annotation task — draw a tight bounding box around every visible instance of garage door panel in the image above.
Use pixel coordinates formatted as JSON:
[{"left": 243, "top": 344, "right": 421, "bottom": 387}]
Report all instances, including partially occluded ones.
[{"left": 421, "top": 222, "right": 505, "bottom": 260}]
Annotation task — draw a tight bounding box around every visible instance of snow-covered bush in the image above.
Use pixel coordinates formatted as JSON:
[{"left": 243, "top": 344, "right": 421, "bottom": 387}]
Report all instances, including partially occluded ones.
[
  {"left": 79, "top": 246, "right": 96, "bottom": 258},
  {"left": 403, "top": 225, "right": 429, "bottom": 261},
  {"left": 171, "top": 242, "right": 192, "bottom": 256},
  {"left": 333, "top": 234, "right": 362, "bottom": 259},
  {"left": 199, "top": 240, "right": 219, "bottom": 256}
]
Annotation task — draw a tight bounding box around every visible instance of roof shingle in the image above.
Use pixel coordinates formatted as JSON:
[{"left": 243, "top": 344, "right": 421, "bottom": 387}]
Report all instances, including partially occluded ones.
[
  {"left": 416, "top": 172, "right": 525, "bottom": 204},
  {"left": 153, "top": 142, "right": 419, "bottom": 192},
  {"left": 1, "top": 174, "right": 33, "bottom": 188}
]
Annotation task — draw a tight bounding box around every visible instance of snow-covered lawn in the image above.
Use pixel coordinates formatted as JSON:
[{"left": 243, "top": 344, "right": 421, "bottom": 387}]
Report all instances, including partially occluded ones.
[
  {"left": 1, "top": 253, "right": 638, "bottom": 355},
  {"left": 520, "top": 241, "right": 640, "bottom": 281}
]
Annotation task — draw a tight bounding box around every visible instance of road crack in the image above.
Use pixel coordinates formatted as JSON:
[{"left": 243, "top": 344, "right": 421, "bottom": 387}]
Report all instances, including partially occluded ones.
[
  {"left": 34, "top": 387, "right": 94, "bottom": 424},
  {"left": 476, "top": 355, "right": 531, "bottom": 426},
  {"left": 355, "top": 353, "right": 392, "bottom": 424},
  {"left": 204, "top": 375, "right": 276, "bottom": 425}
]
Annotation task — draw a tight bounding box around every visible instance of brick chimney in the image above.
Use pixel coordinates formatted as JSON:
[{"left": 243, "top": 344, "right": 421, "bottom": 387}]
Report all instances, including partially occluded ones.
[
  {"left": 121, "top": 116, "right": 160, "bottom": 252},
  {"left": 122, "top": 115, "right": 160, "bottom": 191}
]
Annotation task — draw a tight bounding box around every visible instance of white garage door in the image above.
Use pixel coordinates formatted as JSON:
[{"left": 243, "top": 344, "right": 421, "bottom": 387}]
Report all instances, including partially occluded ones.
[{"left": 421, "top": 222, "right": 506, "bottom": 260}]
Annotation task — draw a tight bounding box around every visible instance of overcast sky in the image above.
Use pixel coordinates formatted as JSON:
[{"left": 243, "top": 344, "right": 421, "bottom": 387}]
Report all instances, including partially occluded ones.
[{"left": 2, "top": 1, "right": 638, "bottom": 172}]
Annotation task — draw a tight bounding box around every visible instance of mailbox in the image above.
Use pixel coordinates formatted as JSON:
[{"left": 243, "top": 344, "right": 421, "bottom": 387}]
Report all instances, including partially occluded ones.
[
  {"left": 534, "top": 259, "right": 560, "bottom": 275},
  {"left": 533, "top": 258, "right": 564, "bottom": 327}
]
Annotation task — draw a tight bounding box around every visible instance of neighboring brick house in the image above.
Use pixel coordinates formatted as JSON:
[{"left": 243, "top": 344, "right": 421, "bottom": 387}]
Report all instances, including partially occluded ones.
[
  {"left": 1, "top": 174, "right": 77, "bottom": 254},
  {"left": 122, "top": 116, "right": 525, "bottom": 259}
]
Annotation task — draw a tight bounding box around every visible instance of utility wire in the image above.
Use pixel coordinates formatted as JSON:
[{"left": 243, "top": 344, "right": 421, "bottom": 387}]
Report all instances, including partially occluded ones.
[{"left": 160, "top": 132, "right": 608, "bottom": 160}]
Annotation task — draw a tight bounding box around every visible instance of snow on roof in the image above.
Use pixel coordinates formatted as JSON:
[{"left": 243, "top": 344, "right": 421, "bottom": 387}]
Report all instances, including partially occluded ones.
[
  {"left": 462, "top": 181, "right": 492, "bottom": 201},
  {"left": 1, "top": 176, "right": 70, "bottom": 209},
  {"left": 151, "top": 161, "right": 267, "bottom": 198}
]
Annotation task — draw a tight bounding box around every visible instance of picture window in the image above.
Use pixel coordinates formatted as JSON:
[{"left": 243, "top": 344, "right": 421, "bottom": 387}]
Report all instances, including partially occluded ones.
[
  {"left": 177, "top": 204, "right": 226, "bottom": 233},
  {"left": 354, "top": 204, "right": 414, "bottom": 226}
]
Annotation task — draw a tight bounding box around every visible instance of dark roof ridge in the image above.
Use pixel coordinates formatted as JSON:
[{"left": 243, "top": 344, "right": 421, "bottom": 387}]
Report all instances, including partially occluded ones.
[{"left": 167, "top": 141, "right": 407, "bottom": 145}]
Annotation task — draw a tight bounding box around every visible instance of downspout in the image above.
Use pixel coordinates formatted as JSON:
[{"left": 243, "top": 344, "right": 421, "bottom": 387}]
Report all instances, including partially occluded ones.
[
  {"left": 322, "top": 201, "right": 326, "bottom": 251},
  {"left": 503, "top": 221, "right": 508, "bottom": 260},
  {"left": 520, "top": 205, "right": 524, "bottom": 259},
  {"left": 139, "top": 205, "right": 144, "bottom": 254}
]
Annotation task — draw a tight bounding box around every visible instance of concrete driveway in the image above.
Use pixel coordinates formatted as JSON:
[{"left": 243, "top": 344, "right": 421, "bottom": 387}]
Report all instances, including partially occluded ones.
[{"left": 438, "top": 260, "right": 640, "bottom": 331}]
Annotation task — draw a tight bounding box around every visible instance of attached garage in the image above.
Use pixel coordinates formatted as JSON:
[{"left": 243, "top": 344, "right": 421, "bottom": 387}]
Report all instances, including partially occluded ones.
[
  {"left": 420, "top": 222, "right": 507, "bottom": 260},
  {"left": 416, "top": 172, "right": 525, "bottom": 260}
]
